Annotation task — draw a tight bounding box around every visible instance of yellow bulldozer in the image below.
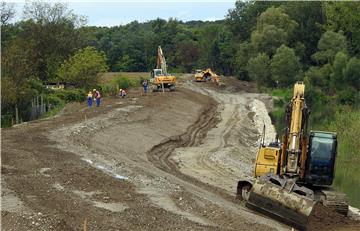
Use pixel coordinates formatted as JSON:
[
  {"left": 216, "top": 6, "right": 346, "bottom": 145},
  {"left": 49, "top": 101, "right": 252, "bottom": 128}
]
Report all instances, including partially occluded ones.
[
  {"left": 150, "top": 46, "right": 176, "bottom": 92},
  {"left": 194, "top": 68, "right": 223, "bottom": 86},
  {"left": 237, "top": 82, "right": 348, "bottom": 230}
]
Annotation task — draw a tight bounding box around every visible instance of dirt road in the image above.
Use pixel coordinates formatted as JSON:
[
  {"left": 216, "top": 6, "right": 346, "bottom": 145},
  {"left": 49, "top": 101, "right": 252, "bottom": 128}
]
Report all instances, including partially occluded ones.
[{"left": 2, "top": 76, "right": 359, "bottom": 231}]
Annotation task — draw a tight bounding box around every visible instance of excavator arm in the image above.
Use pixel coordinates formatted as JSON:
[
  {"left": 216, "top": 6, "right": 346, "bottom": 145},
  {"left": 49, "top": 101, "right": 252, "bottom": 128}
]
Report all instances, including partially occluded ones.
[{"left": 157, "top": 46, "right": 168, "bottom": 75}]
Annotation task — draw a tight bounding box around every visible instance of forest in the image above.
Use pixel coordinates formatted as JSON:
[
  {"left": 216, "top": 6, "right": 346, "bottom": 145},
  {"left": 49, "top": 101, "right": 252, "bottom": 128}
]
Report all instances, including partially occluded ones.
[{"left": 1, "top": 1, "right": 360, "bottom": 206}]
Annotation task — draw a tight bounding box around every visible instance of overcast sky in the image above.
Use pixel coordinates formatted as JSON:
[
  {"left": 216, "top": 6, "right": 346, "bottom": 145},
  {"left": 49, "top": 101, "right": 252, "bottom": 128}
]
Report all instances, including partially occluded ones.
[{"left": 11, "top": 0, "right": 236, "bottom": 27}]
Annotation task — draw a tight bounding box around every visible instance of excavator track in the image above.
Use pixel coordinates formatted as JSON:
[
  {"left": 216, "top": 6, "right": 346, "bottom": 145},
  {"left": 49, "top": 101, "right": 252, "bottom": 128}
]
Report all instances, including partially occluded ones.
[{"left": 318, "top": 190, "right": 349, "bottom": 216}]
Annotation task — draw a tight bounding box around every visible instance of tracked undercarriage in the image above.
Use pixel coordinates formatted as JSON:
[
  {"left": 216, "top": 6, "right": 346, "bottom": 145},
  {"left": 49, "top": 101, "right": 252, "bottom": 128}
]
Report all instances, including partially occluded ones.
[{"left": 237, "top": 173, "right": 349, "bottom": 230}]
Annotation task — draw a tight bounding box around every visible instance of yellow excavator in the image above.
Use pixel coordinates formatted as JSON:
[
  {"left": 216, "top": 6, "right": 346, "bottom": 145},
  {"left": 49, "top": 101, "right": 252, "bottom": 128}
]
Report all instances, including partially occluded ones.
[
  {"left": 194, "top": 69, "right": 205, "bottom": 82},
  {"left": 237, "top": 82, "right": 348, "bottom": 230},
  {"left": 194, "top": 68, "right": 223, "bottom": 86},
  {"left": 150, "top": 46, "right": 176, "bottom": 92}
]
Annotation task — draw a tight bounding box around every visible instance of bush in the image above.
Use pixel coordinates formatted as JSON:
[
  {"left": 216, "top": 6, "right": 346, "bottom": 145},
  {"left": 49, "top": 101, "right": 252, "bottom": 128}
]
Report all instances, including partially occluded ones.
[
  {"left": 46, "top": 94, "right": 64, "bottom": 107},
  {"left": 113, "top": 76, "right": 136, "bottom": 89},
  {"left": 337, "top": 89, "right": 355, "bottom": 105},
  {"left": 100, "top": 82, "right": 118, "bottom": 97},
  {"left": 53, "top": 89, "right": 85, "bottom": 102}
]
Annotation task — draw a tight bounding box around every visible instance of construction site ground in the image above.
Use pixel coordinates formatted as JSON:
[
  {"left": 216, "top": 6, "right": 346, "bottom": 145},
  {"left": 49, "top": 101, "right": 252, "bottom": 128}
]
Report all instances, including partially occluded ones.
[{"left": 2, "top": 75, "right": 360, "bottom": 231}]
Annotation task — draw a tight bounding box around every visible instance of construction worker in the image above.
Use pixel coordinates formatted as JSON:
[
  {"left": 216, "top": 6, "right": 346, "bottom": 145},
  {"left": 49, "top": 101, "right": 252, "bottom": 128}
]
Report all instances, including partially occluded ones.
[
  {"left": 87, "top": 91, "right": 93, "bottom": 108},
  {"left": 119, "top": 88, "right": 126, "bottom": 98},
  {"left": 93, "top": 89, "right": 101, "bottom": 107},
  {"left": 142, "top": 79, "right": 148, "bottom": 93}
]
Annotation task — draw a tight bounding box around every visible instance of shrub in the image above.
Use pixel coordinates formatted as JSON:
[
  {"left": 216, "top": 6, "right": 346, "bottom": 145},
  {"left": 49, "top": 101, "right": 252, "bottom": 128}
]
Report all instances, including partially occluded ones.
[
  {"left": 113, "top": 76, "right": 136, "bottom": 89},
  {"left": 100, "top": 82, "right": 118, "bottom": 97},
  {"left": 53, "top": 89, "right": 85, "bottom": 102}
]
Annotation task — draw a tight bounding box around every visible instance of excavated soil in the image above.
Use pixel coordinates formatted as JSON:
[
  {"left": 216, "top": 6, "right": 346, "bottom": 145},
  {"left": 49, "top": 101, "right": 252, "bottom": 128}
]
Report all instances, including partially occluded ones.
[
  {"left": 2, "top": 76, "right": 359, "bottom": 231},
  {"left": 307, "top": 204, "right": 360, "bottom": 231}
]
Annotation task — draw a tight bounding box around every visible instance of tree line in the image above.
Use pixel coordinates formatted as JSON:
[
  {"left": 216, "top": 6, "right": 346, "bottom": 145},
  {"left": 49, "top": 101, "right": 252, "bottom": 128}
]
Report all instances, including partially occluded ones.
[{"left": 1, "top": 1, "right": 360, "bottom": 126}]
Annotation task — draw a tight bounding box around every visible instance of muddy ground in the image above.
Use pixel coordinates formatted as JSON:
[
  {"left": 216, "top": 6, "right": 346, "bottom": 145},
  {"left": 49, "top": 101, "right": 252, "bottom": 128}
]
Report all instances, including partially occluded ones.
[{"left": 2, "top": 76, "right": 359, "bottom": 231}]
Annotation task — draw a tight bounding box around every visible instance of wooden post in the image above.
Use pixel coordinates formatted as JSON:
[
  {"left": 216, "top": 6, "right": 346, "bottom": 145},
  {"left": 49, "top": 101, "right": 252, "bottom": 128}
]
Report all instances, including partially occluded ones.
[
  {"left": 162, "top": 82, "right": 165, "bottom": 93},
  {"left": 41, "top": 95, "right": 44, "bottom": 115},
  {"left": 36, "top": 96, "right": 39, "bottom": 118},
  {"left": 15, "top": 105, "right": 19, "bottom": 124}
]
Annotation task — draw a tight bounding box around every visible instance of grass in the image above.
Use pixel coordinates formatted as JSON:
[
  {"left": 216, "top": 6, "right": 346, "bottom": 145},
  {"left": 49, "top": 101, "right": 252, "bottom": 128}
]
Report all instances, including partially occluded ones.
[
  {"left": 99, "top": 72, "right": 150, "bottom": 84},
  {"left": 323, "top": 108, "right": 360, "bottom": 208},
  {"left": 42, "top": 100, "right": 66, "bottom": 118}
]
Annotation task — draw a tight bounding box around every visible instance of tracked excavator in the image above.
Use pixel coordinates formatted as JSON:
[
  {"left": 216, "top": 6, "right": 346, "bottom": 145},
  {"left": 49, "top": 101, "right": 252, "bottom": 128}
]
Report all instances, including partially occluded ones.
[
  {"left": 150, "top": 46, "right": 176, "bottom": 92},
  {"left": 194, "top": 68, "right": 224, "bottom": 86},
  {"left": 194, "top": 69, "right": 205, "bottom": 82},
  {"left": 237, "top": 82, "right": 348, "bottom": 230}
]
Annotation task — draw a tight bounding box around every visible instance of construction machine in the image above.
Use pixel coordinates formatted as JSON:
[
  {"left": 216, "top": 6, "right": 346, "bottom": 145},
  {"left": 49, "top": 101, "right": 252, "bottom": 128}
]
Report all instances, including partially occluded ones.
[
  {"left": 150, "top": 46, "right": 176, "bottom": 92},
  {"left": 194, "top": 69, "right": 205, "bottom": 82},
  {"left": 237, "top": 82, "right": 348, "bottom": 230},
  {"left": 194, "top": 68, "right": 224, "bottom": 86}
]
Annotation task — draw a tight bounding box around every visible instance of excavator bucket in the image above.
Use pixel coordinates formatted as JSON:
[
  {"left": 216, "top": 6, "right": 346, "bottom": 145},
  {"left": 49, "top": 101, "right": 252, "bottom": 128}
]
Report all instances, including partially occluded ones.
[{"left": 239, "top": 174, "right": 316, "bottom": 230}]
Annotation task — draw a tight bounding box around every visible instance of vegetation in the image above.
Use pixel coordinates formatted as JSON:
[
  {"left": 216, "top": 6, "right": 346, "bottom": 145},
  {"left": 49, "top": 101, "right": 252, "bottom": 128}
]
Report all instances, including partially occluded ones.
[
  {"left": 1, "top": 1, "right": 359, "bottom": 206},
  {"left": 325, "top": 109, "right": 360, "bottom": 207},
  {"left": 57, "top": 46, "right": 108, "bottom": 88}
]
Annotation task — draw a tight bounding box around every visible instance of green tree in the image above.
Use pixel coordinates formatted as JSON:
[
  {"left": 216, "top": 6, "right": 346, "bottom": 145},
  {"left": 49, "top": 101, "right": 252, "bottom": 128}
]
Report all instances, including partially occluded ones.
[
  {"left": 344, "top": 57, "right": 360, "bottom": 91},
  {"left": 20, "top": 1, "right": 86, "bottom": 81},
  {"left": 324, "top": 2, "right": 360, "bottom": 55},
  {"left": 330, "top": 52, "right": 348, "bottom": 92},
  {"left": 226, "top": 1, "right": 276, "bottom": 41},
  {"left": 175, "top": 40, "right": 200, "bottom": 73},
  {"left": 235, "top": 42, "right": 252, "bottom": 80},
  {"left": 57, "top": 47, "right": 108, "bottom": 88},
  {"left": 312, "top": 31, "right": 347, "bottom": 65},
  {"left": 247, "top": 53, "right": 272, "bottom": 87},
  {"left": 282, "top": 1, "right": 325, "bottom": 66},
  {"left": 270, "top": 45, "right": 301, "bottom": 87},
  {"left": 251, "top": 6, "right": 298, "bottom": 56},
  {"left": 305, "top": 64, "right": 333, "bottom": 90},
  {"left": 251, "top": 24, "right": 287, "bottom": 56}
]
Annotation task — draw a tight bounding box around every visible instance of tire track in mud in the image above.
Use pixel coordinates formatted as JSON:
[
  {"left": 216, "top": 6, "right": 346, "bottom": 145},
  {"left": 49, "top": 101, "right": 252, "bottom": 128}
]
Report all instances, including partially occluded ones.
[{"left": 146, "top": 93, "right": 241, "bottom": 203}]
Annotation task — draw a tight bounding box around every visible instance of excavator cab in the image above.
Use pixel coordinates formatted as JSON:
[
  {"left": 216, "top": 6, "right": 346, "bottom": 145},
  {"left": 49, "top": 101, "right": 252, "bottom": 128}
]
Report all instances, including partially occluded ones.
[
  {"left": 305, "top": 131, "right": 337, "bottom": 186},
  {"left": 152, "top": 69, "right": 163, "bottom": 78}
]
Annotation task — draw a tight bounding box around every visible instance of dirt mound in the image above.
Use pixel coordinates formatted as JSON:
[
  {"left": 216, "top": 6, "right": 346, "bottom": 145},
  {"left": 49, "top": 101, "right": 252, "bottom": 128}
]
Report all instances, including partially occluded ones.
[{"left": 307, "top": 204, "right": 360, "bottom": 231}]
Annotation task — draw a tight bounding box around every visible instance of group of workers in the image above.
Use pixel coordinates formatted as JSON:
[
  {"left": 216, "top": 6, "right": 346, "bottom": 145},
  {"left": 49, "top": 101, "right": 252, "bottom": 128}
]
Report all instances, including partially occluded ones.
[
  {"left": 86, "top": 79, "right": 149, "bottom": 108},
  {"left": 87, "top": 89, "right": 101, "bottom": 108}
]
